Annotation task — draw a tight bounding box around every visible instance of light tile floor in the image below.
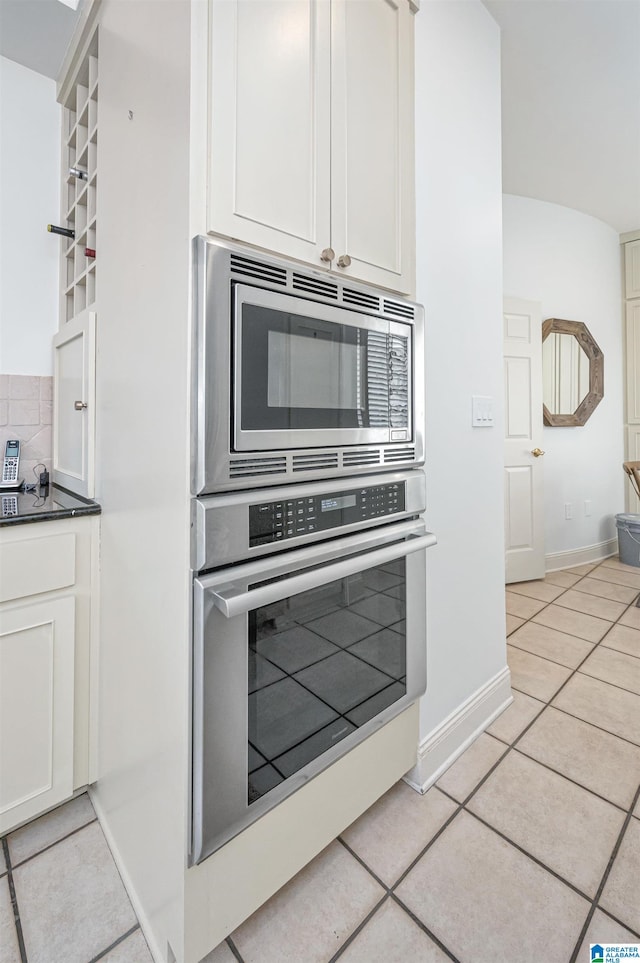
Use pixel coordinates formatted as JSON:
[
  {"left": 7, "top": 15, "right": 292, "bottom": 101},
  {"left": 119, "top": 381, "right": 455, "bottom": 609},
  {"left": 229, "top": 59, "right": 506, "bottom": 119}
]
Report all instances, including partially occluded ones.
[{"left": 3, "top": 557, "right": 640, "bottom": 963}]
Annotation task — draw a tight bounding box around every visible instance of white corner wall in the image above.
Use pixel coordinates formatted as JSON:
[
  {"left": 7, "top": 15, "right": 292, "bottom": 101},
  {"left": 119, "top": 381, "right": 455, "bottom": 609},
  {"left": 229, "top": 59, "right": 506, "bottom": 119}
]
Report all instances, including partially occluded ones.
[
  {"left": 0, "top": 57, "right": 60, "bottom": 375},
  {"left": 411, "top": 1, "right": 509, "bottom": 787},
  {"left": 503, "top": 195, "right": 625, "bottom": 567}
]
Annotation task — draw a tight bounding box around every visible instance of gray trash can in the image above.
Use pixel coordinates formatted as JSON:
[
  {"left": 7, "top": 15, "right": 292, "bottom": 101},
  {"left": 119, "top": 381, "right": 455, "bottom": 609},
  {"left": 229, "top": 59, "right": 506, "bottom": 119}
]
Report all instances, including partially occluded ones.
[{"left": 615, "top": 513, "right": 640, "bottom": 568}]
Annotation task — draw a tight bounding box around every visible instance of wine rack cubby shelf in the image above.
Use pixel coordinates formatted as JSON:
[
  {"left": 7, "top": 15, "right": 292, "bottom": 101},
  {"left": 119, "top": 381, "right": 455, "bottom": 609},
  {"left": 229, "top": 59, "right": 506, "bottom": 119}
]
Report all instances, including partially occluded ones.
[{"left": 60, "top": 41, "right": 98, "bottom": 324}]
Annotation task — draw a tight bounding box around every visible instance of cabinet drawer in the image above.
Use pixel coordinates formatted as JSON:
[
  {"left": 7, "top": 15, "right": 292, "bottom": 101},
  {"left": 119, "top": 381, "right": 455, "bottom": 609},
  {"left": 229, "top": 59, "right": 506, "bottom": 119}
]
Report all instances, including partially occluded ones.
[{"left": 0, "top": 533, "right": 76, "bottom": 603}]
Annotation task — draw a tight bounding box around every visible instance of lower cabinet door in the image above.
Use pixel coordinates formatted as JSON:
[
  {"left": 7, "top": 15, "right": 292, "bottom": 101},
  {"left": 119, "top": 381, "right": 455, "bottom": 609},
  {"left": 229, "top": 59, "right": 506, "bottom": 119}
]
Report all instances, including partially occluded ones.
[{"left": 0, "top": 596, "right": 75, "bottom": 834}]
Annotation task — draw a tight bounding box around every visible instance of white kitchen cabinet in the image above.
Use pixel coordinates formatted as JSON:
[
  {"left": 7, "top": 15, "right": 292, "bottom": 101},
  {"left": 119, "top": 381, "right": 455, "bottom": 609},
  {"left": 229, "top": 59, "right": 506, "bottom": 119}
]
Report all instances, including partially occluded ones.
[
  {"left": 0, "top": 596, "right": 75, "bottom": 835},
  {"left": 0, "top": 517, "right": 98, "bottom": 834},
  {"left": 625, "top": 239, "right": 640, "bottom": 299},
  {"left": 207, "top": 0, "right": 416, "bottom": 295},
  {"left": 53, "top": 309, "right": 96, "bottom": 498}
]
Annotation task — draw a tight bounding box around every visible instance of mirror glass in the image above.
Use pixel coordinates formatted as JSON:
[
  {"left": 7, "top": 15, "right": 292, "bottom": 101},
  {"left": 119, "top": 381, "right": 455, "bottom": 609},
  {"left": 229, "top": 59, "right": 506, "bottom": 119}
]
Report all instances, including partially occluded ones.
[{"left": 542, "top": 333, "right": 590, "bottom": 415}]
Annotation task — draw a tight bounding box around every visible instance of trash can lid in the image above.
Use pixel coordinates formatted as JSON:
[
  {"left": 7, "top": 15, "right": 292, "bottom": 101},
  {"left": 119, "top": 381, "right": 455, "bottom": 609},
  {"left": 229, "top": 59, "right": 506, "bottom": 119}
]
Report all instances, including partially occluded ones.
[{"left": 616, "top": 512, "right": 640, "bottom": 525}]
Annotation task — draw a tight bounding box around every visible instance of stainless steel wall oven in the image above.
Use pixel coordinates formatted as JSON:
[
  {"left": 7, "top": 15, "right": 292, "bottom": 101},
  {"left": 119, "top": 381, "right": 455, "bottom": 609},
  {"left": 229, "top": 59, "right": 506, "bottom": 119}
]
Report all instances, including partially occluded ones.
[
  {"left": 190, "top": 472, "right": 435, "bottom": 864},
  {"left": 192, "top": 237, "right": 425, "bottom": 494}
]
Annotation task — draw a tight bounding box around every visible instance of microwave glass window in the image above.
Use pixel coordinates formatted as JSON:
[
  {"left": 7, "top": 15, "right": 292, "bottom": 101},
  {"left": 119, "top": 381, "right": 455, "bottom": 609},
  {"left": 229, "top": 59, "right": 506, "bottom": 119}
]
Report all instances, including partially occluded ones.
[
  {"left": 240, "top": 303, "right": 401, "bottom": 431},
  {"left": 247, "top": 557, "right": 407, "bottom": 805},
  {"left": 267, "top": 331, "right": 364, "bottom": 411}
]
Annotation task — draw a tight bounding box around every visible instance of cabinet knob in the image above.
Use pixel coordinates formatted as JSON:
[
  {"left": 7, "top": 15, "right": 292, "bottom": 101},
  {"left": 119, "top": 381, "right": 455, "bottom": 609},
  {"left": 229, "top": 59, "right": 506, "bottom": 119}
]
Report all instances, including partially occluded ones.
[
  {"left": 74, "top": 400, "right": 88, "bottom": 410},
  {"left": 337, "top": 254, "right": 351, "bottom": 268},
  {"left": 320, "top": 247, "right": 335, "bottom": 263}
]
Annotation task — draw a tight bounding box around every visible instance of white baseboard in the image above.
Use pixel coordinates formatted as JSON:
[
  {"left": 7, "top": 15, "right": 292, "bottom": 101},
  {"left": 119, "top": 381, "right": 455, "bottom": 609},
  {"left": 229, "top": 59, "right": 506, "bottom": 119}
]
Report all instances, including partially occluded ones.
[
  {"left": 545, "top": 537, "right": 617, "bottom": 573},
  {"left": 404, "top": 666, "right": 512, "bottom": 794}
]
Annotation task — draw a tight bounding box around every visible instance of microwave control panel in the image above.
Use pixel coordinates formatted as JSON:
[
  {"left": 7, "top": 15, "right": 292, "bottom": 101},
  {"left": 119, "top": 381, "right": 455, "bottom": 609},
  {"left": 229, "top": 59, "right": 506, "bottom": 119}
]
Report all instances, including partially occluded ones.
[{"left": 249, "top": 482, "right": 406, "bottom": 546}]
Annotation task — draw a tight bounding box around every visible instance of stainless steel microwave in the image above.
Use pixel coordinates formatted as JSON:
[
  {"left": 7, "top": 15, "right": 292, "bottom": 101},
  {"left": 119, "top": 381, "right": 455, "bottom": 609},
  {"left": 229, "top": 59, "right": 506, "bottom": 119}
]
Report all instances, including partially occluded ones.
[{"left": 192, "top": 237, "right": 425, "bottom": 494}]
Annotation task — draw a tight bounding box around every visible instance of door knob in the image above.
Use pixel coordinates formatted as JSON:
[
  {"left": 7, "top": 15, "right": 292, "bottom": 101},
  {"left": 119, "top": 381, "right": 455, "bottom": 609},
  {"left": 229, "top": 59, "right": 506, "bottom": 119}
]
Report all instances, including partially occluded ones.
[
  {"left": 320, "top": 247, "right": 335, "bottom": 263},
  {"left": 337, "top": 254, "right": 351, "bottom": 268},
  {"left": 74, "top": 400, "right": 88, "bottom": 410},
  {"left": 531, "top": 447, "right": 545, "bottom": 457}
]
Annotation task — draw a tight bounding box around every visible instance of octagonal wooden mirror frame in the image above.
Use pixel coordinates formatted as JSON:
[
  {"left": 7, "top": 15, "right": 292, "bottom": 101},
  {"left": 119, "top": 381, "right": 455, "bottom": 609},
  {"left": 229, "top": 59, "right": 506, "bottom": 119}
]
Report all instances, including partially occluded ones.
[{"left": 542, "top": 318, "right": 604, "bottom": 427}]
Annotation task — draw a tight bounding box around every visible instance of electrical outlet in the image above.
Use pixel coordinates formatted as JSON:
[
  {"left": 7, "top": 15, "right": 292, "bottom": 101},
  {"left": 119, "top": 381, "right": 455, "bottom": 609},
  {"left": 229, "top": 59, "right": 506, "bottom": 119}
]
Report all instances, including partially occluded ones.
[
  {"left": 584, "top": 500, "right": 592, "bottom": 516},
  {"left": 565, "top": 503, "right": 573, "bottom": 520}
]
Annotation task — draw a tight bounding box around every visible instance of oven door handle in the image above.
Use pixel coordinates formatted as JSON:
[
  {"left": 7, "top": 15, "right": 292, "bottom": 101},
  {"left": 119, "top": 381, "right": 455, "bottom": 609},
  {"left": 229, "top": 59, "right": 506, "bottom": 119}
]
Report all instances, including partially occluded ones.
[{"left": 208, "top": 531, "right": 437, "bottom": 619}]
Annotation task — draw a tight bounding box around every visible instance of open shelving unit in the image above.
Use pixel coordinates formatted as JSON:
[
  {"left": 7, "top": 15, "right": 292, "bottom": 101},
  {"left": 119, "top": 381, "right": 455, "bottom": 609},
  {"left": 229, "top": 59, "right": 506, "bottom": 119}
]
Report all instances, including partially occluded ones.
[{"left": 60, "top": 38, "right": 98, "bottom": 324}]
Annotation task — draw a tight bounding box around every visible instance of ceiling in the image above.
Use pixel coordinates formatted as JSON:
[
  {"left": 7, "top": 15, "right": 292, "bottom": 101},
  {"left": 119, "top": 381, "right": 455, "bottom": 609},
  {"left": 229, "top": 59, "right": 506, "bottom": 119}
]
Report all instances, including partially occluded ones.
[
  {"left": 0, "top": 0, "right": 81, "bottom": 82},
  {"left": 485, "top": 0, "right": 640, "bottom": 234},
  {"left": 1, "top": 0, "right": 639, "bottom": 235}
]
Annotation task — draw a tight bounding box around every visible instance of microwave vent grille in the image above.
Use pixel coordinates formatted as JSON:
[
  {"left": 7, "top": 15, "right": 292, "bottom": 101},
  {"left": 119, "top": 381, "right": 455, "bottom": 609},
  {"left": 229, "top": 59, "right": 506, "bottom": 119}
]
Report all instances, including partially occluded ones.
[
  {"left": 292, "top": 273, "right": 339, "bottom": 299},
  {"left": 343, "top": 450, "right": 381, "bottom": 467},
  {"left": 384, "top": 446, "right": 415, "bottom": 463},
  {"left": 383, "top": 299, "right": 414, "bottom": 320},
  {"left": 343, "top": 288, "right": 381, "bottom": 312},
  {"left": 229, "top": 456, "right": 287, "bottom": 478},
  {"left": 230, "top": 254, "right": 287, "bottom": 287},
  {"left": 293, "top": 452, "right": 339, "bottom": 472}
]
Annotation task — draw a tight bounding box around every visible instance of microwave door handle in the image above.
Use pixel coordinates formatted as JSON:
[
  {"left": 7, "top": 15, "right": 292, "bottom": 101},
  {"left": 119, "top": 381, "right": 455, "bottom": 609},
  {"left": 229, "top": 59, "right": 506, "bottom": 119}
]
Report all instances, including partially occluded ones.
[{"left": 209, "top": 532, "right": 437, "bottom": 619}]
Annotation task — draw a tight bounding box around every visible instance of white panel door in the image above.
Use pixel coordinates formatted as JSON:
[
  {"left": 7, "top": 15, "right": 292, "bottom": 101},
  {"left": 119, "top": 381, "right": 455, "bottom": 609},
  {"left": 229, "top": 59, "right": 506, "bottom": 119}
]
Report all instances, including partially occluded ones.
[
  {"left": 626, "top": 300, "right": 640, "bottom": 424},
  {"left": 53, "top": 310, "right": 96, "bottom": 497},
  {"left": 207, "top": 0, "right": 331, "bottom": 267},
  {"left": 625, "top": 240, "right": 640, "bottom": 299},
  {"left": 0, "top": 596, "right": 75, "bottom": 834},
  {"left": 331, "top": 0, "right": 415, "bottom": 294},
  {"left": 504, "top": 298, "right": 545, "bottom": 582}
]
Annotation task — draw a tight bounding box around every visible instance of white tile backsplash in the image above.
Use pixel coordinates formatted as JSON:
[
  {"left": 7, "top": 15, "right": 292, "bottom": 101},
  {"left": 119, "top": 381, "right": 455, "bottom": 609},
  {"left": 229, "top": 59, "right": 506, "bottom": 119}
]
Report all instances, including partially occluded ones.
[{"left": 0, "top": 375, "right": 53, "bottom": 481}]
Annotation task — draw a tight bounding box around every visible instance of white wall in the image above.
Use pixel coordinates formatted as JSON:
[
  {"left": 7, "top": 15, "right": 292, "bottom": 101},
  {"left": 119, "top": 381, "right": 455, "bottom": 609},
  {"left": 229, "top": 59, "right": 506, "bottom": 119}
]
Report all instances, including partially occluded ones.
[
  {"left": 412, "top": 1, "right": 508, "bottom": 780},
  {"left": 0, "top": 57, "right": 60, "bottom": 375},
  {"left": 503, "top": 195, "right": 625, "bottom": 563}
]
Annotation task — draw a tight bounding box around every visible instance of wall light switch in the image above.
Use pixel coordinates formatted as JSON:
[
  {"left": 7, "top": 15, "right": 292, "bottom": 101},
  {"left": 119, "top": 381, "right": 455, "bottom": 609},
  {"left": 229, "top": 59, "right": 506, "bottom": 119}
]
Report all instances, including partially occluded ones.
[{"left": 472, "top": 395, "right": 495, "bottom": 427}]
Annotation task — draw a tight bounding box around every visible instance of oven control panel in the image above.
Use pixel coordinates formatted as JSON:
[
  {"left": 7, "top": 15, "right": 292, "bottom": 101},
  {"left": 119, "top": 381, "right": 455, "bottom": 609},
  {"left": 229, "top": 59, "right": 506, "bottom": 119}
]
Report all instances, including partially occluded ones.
[{"left": 249, "top": 482, "right": 405, "bottom": 546}]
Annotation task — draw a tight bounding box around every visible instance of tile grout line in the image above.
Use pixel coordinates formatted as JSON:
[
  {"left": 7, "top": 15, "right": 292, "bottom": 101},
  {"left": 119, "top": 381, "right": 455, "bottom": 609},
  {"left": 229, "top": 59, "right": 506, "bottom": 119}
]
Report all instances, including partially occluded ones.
[
  {"left": 336, "top": 802, "right": 469, "bottom": 957},
  {"left": 7, "top": 816, "right": 98, "bottom": 871},
  {"left": 88, "top": 923, "right": 140, "bottom": 962},
  {"left": 568, "top": 781, "right": 640, "bottom": 963},
  {"left": 459, "top": 805, "right": 603, "bottom": 905},
  {"left": 598, "top": 639, "right": 640, "bottom": 662},
  {"left": 389, "top": 893, "right": 463, "bottom": 963},
  {"left": 576, "top": 667, "right": 640, "bottom": 700},
  {"left": 336, "top": 836, "right": 391, "bottom": 893},
  {"left": 509, "top": 683, "right": 640, "bottom": 751},
  {"left": 2, "top": 837, "right": 28, "bottom": 963},
  {"left": 500, "top": 742, "right": 631, "bottom": 816},
  {"left": 595, "top": 904, "right": 640, "bottom": 942},
  {"left": 327, "top": 894, "right": 390, "bottom": 963},
  {"left": 226, "top": 934, "right": 245, "bottom": 961}
]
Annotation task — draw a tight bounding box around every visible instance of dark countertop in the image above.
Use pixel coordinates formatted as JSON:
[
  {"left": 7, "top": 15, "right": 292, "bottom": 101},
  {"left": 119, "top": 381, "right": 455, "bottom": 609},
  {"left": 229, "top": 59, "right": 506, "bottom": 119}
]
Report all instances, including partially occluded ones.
[{"left": 0, "top": 484, "right": 101, "bottom": 528}]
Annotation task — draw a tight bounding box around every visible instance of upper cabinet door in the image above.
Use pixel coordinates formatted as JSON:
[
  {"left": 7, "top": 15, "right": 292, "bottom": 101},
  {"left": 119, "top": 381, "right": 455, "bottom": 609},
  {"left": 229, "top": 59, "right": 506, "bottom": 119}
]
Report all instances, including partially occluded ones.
[
  {"left": 330, "top": 0, "right": 415, "bottom": 294},
  {"left": 207, "top": 0, "right": 331, "bottom": 266},
  {"left": 53, "top": 309, "right": 96, "bottom": 498},
  {"left": 207, "top": 0, "right": 416, "bottom": 295}
]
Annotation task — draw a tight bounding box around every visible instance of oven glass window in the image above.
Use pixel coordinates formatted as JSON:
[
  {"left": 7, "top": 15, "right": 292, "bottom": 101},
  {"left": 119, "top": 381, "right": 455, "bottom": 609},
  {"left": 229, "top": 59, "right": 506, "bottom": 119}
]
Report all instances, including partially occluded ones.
[
  {"left": 240, "top": 303, "right": 393, "bottom": 430},
  {"left": 247, "top": 558, "right": 407, "bottom": 804}
]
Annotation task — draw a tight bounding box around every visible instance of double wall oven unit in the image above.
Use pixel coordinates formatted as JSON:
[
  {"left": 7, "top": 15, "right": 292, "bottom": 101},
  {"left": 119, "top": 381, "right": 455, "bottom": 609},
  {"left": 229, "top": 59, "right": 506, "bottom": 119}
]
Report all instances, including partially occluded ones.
[{"left": 190, "top": 238, "right": 434, "bottom": 865}]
